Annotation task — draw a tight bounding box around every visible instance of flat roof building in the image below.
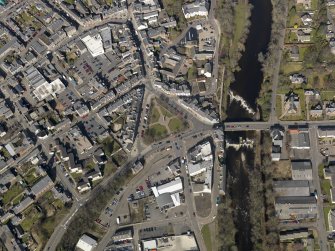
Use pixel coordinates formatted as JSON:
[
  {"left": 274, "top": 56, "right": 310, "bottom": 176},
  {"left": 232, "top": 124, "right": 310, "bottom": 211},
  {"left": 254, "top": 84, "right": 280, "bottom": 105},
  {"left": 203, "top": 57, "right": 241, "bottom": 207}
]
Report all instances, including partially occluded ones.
[
  {"left": 273, "top": 180, "right": 310, "bottom": 197},
  {"left": 81, "top": 34, "right": 105, "bottom": 57},
  {"left": 112, "top": 230, "right": 133, "bottom": 243},
  {"left": 318, "top": 126, "right": 335, "bottom": 138},
  {"left": 141, "top": 234, "right": 199, "bottom": 251},
  {"left": 275, "top": 196, "right": 317, "bottom": 220},
  {"left": 76, "top": 234, "right": 97, "bottom": 251},
  {"left": 279, "top": 228, "right": 309, "bottom": 242},
  {"left": 291, "top": 160, "right": 313, "bottom": 180},
  {"left": 151, "top": 178, "right": 183, "bottom": 210},
  {"left": 289, "top": 129, "right": 310, "bottom": 149}
]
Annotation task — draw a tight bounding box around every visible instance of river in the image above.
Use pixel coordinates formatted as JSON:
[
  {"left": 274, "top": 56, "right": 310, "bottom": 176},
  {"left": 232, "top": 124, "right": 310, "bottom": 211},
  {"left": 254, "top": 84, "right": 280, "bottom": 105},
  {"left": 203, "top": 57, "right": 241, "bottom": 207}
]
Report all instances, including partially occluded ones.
[
  {"left": 226, "top": 0, "right": 272, "bottom": 121},
  {"left": 225, "top": 0, "right": 272, "bottom": 250}
]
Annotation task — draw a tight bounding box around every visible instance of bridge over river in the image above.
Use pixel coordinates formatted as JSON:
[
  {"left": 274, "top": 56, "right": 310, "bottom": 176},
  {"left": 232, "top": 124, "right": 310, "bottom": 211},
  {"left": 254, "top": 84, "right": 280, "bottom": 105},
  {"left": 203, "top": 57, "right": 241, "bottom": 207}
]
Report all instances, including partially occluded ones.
[{"left": 223, "top": 120, "right": 335, "bottom": 131}]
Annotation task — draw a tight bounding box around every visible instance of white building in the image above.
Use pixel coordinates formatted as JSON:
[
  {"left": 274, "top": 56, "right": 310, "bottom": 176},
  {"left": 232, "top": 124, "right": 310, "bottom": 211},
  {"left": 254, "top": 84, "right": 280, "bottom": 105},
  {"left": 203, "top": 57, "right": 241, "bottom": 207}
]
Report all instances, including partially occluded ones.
[
  {"left": 152, "top": 177, "right": 183, "bottom": 210},
  {"left": 182, "top": 1, "right": 208, "bottom": 19},
  {"left": 77, "top": 181, "right": 91, "bottom": 193},
  {"left": 26, "top": 67, "right": 66, "bottom": 101},
  {"left": 142, "top": 239, "right": 157, "bottom": 251},
  {"left": 318, "top": 126, "right": 335, "bottom": 138},
  {"left": 81, "top": 34, "right": 105, "bottom": 57},
  {"left": 76, "top": 234, "right": 97, "bottom": 251}
]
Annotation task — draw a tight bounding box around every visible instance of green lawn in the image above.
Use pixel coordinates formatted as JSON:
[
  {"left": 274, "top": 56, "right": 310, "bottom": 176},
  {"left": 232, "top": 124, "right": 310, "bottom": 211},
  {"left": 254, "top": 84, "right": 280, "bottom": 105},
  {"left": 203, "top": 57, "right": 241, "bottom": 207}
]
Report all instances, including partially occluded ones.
[
  {"left": 3, "top": 183, "right": 24, "bottom": 205},
  {"left": 102, "top": 137, "right": 121, "bottom": 156},
  {"left": 103, "top": 161, "right": 117, "bottom": 176},
  {"left": 21, "top": 206, "right": 42, "bottom": 231},
  {"left": 287, "top": 9, "right": 302, "bottom": 28},
  {"left": 85, "top": 159, "right": 96, "bottom": 170},
  {"left": 64, "top": 0, "right": 75, "bottom": 4},
  {"left": 201, "top": 224, "right": 212, "bottom": 251},
  {"left": 20, "top": 12, "right": 33, "bottom": 23},
  {"left": 24, "top": 169, "right": 40, "bottom": 185},
  {"left": 276, "top": 95, "right": 282, "bottom": 118},
  {"left": 312, "top": 0, "right": 318, "bottom": 10},
  {"left": 321, "top": 179, "right": 331, "bottom": 201},
  {"left": 321, "top": 91, "right": 335, "bottom": 101},
  {"left": 187, "top": 64, "right": 198, "bottom": 80},
  {"left": 149, "top": 124, "right": 168, "bottom": 137},
  {"left": 324, "top": 206, "right": 331, "bottom": 231},
  {"left": 0, "top": 148, "right": 11, "bottom": 159},
  {"left": 12, "top": 193, "right": 24, "bottom": 206},
  {"left": 144, "top": 123, "right": 169, "bottom": 144},
  {"left": 232, "top": 2, "right": 250, "bottom": 45},
  {"left": 168, "top": 117, "right": 185, "bottom": 133},
  {"left": 71, "top": 172, "right": 83, "bottom": 183},
  {"left": 150, "top": 107, "right": 160, "bottom": 124},
  {"left": 285, "top": 30, "right": 298, "bottom": 43},
  {"left": 299, "top": 46, "right": 308, "bottom": 60},
  {"left": 281, "top": 62, "right": 303, "bottom": 75},
  {"left": 319, "top": 163, "right": 325, "bottom": 178}
]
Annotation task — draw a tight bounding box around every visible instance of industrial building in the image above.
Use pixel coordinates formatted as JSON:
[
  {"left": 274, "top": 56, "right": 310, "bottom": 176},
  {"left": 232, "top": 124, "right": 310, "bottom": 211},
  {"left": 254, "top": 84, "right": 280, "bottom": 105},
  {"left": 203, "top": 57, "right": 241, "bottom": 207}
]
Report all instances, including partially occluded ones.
[
  {"left": 151, "top": 177, "right": 183, "bottom": 211},
  {"left": 76, "top": 234, "right": 98, "bottom": 251}
]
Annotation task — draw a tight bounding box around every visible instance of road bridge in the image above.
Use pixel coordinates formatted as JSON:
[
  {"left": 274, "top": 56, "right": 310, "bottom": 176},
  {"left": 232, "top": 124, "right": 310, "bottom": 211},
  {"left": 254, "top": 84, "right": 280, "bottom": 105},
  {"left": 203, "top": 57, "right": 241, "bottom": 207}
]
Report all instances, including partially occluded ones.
[{"left": 223, "top": 120, "right": 335, "bottom": 131}]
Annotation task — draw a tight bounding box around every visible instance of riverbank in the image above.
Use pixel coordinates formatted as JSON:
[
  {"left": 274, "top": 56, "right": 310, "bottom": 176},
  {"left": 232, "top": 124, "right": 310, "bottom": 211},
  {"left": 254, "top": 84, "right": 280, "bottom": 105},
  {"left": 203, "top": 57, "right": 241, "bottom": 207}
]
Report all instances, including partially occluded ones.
[
  {"left": 215, "top": 0, "right": 252, "bottom": 120},
  {"left": 218, "top": 131, "right": 281, "bottom": 251},
  {"left": 257, "top": 0, "right": 289, "bottom": 121}
]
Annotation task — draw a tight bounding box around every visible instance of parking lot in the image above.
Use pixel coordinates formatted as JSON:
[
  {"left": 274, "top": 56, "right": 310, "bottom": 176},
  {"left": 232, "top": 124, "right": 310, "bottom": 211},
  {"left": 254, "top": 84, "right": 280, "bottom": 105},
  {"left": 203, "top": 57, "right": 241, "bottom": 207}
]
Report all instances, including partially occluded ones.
[
  {"left": 97, "top": 187, "right": 125, "bottom": 227},
  {"left": 318, "top": 137, "right": 335, "bottom": 156}
]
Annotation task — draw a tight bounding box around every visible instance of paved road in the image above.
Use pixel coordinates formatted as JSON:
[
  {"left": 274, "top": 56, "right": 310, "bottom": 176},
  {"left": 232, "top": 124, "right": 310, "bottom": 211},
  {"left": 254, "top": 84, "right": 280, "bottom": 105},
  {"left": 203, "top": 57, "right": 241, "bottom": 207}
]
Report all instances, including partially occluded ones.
[
  {"left": 224, "top": 120, "right": 335, "bottom": 131},
  {"left": 179, "top": 143, "right": 207, "bottom": 251}
]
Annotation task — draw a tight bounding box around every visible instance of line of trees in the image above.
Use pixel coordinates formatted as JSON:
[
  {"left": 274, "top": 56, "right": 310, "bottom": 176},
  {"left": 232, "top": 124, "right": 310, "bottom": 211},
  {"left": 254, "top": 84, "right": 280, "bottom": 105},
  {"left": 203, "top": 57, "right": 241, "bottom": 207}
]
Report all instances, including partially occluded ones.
[
  {"left": 248, "top": 132, "right": 280, "bottom": 250},
  {"left": 257, "top": 0, "right": 289, "bottom": 120},
  {"left": 57, "top": 168, "right": 133, "bottom": 250},
  {"left": 216, "top": 186, "right": 238, "bottom": 251}
]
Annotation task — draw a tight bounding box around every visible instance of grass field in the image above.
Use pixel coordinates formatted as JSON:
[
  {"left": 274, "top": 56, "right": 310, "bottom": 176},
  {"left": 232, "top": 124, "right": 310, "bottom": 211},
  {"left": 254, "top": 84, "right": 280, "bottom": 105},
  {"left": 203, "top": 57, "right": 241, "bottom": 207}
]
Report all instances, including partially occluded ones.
[
  {"left": 150, "top": 124, "right": 168, "bottom": 137},
  {"left": 201, "top": 224, "right": 212, "bottom": 251},
  {"left": 12, "top": 193, "right": 24, "bottom": 206},
  {"left": 168, "top": 117, "right": 185, "bottom": 133},
  {"left": 276, "top": 95, "right": 283, "bottom": 118},
  {"left": 299, "top": 46, "right": 308, "bottom": 60},
  {"left": 321, "top": 91, "right": 335, "bottom": 101},
  {"left": 102, "top": 137, "right": 121, "bottom": 156},
  {"left": 319, "top": 163, "right": 325, "bottom": 178},
  {"left": 103, "top": 161, "right": 118, "bottom": 176},
  {"left": 281, "top": 62, "right": 303, "bottom": 75},
  {"left": 24, "top": 169, "right": 40, "bottom": 185},
  {"left": 321, "top": 179, "right": 331, "bottom": 201},
  {"left": 232, "top": 2, "right": 250, "bottom": 45},
  {"left": 150, "top": 107, "right": 160, "bottom": 123},
  {"left": 21, "top": 206, "right": 42, "bottom": 231},
  {"left": 3, "top": 183, "right": 24, "bottom": 205},
  {"left": 312, "top": 0, "right": 318, "bottom": 10},
  {"left": 324, "top": 206, "right": 332, "bottom": 231}
]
